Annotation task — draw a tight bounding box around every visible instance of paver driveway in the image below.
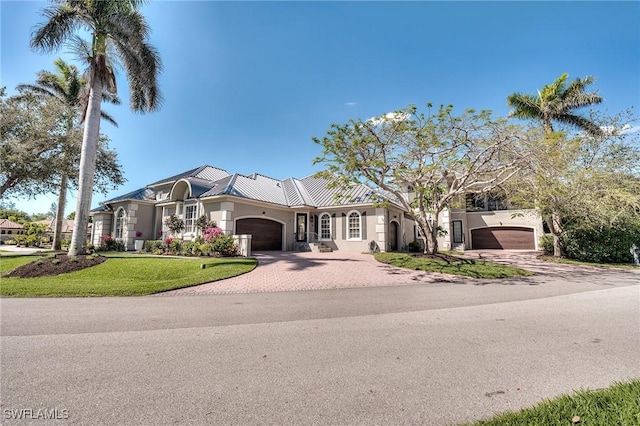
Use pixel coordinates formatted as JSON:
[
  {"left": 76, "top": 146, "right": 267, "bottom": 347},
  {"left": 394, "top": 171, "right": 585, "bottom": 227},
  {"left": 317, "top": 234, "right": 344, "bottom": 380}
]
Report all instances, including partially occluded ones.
[{"left": 159, "top": 250, "right": 638, "bottom": 295}]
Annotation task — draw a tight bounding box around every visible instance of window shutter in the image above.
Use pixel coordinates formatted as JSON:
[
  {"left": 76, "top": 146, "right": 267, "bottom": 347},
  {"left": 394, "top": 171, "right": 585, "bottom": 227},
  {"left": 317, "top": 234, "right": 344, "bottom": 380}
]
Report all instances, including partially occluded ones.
[
  {"left": 341, "top": 213, "right": 347, "bottom": 240},
  {"left": 331, "top": 213, "right": 336, "bottom": 239},
  {"left": 361, "top": 212, "right": 367, "bottom": 240}
]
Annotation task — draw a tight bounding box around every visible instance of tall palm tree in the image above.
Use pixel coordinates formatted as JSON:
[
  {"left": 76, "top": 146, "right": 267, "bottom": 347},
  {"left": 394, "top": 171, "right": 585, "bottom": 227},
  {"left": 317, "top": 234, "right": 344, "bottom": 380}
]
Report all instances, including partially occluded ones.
[
  {"left": 507, "top": 73, "right": 603, "bottom": 136},
  {"left": 17, "top": 58, "right": 119, "bottom": 250},
  {"left": 31, "top": 0, "right": 162, "bottom": 255},
  {"left": 508, "top": 74, "right": 604, "bottom": 258}
]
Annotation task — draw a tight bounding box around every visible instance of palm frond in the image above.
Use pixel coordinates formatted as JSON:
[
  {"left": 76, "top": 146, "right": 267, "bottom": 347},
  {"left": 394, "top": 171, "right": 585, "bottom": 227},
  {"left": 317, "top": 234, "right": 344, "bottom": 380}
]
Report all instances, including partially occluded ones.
[
  {"left": 507, "top": 93, "right": 542, "bottom": 119},
  {"left": 30, "top": 4, "right": 79, "bottom": 52},
  {"left": 558, "top": 114, "right": 604, "bottom": 137},
  {"left": 100, "top": 110, "right": 119, "bottom": 127}
]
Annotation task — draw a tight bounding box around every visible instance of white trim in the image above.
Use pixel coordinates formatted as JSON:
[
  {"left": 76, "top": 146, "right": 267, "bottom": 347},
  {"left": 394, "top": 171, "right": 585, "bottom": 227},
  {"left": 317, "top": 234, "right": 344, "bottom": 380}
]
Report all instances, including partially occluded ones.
[
  {"left": 114, "top": 207, "right": 126, "bottom": 240},
  {"left": 346, "top": 210, "right": 362, "bottom": 241},
  {"left": 234, "top": 215, "right": 287, "bottom": 251},
  {"left": 319, "top": 212, "right": 332, "bottom": 241},
  {"left": 183, "top": 202, "right": 198, "bottom": 234}
]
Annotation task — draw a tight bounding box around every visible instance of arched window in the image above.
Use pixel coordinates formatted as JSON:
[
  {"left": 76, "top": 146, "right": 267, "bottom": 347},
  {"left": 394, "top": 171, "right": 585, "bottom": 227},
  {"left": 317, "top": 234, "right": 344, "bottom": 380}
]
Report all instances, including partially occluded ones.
[
  {"left": 347, "top": 211, "right": 361, "bottom": 240},
  {"left": 114, "top": 208, "right": 126, "bottom": 240},
  {"left": 319, "top": 213, "right": 331, "bottom": 240}
]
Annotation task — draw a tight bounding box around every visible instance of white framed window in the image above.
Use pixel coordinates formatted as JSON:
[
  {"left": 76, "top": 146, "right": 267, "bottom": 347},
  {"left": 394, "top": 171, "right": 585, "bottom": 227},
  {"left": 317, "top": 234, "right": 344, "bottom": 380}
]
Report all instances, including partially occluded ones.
[
  {"left": 320, "top": 213, "right": 331, "bottom": 240},
  {"left": 347, "top": 210, "right": 361, "bottom": 240},
  {"left": 115, "top": 208, "right": 126, "bottom": 239},
  {"left": 184, "top": 204, "right": 197, "bottom": 233}
]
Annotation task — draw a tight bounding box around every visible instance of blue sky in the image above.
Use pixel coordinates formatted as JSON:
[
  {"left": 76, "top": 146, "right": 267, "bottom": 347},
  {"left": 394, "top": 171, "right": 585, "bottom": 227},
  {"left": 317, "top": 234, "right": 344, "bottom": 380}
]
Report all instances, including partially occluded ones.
[{"left": 2, "top": 1, "right": 639, "bottom": 216}]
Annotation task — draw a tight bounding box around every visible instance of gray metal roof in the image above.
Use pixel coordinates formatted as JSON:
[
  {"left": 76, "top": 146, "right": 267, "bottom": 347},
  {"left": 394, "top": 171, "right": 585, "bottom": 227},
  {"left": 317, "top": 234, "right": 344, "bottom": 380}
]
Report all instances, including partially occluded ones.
[
  {"left": 148, "top": 165, "right": 229, "bottom": 187},
  {"left": 97, "top": 165, "right": 392, "bottom": 211},
  {"left": 299, "top": 175, "right": 380, "bottom": 207}
]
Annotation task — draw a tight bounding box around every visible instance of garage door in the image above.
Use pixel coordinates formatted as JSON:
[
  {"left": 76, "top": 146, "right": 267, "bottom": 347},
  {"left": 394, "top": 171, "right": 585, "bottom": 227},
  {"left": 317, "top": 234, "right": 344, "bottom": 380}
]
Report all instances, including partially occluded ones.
[
  {"left": 471, "top": 227, "right": 535, "bottom": 250},
  {"left": 236, "top": 218, "right": 283, "bottom": 251}
]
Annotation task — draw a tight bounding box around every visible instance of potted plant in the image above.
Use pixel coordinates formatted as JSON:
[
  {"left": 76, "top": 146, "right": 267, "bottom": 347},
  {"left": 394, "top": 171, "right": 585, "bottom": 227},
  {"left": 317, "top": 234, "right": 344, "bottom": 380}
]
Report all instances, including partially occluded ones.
[{"left": 134, "top": 230, "right": 144, "bottom": 251}]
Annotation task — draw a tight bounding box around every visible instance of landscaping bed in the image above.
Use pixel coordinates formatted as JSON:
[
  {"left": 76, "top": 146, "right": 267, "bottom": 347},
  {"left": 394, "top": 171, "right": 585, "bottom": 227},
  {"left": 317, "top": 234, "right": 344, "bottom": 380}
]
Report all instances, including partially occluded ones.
[{"left": 4, "top": 254, "right": 107, "bottom": 278}]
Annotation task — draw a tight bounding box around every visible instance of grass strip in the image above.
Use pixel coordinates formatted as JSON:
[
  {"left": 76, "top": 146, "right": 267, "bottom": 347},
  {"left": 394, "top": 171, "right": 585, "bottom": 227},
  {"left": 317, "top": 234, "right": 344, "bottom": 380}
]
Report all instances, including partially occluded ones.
[
  {"left": 466, "top": 378, "right": 640, "bottom": 426},
  {"left": 374, "top": 252, "right": 533, "bottom": 279}
]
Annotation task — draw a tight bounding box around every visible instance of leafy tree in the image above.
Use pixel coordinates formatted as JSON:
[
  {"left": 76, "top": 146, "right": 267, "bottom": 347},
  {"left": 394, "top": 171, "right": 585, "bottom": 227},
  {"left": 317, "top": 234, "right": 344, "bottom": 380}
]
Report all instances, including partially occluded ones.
[
  {"left": 17, "top": 59, "right": 120, "bottom": 250},
  {"left": 0, "top": 89, "right": 124, "bottom": 205},
  {"left": 31, "top": 0, "right": 162, "bottom": 255},
  {"left": 0, "top": 91, "right": 68, "bottom": 198},
  {"left": 0, "top": 209, "right": 31, "bottom": 224},
  {"left": 31, "top": 212, "right": 53, "bottom": 221},
  {"left": 164, "top": 214, "right": 185, "bottom": 238},
  {"left": 196, "top": 215, "right": 217, "bottom": 231},
  {"left": 314, "top": 104, "right": 525, "bottom": 254},
  {"left": 507, "top": 73, "right": 603, "bottom": 137},
  {"left": 67, "top": 211, "right": 76, "bottom": 220},
  {"left": 505, "top": 110, "right": 640, "bottom": 257}
]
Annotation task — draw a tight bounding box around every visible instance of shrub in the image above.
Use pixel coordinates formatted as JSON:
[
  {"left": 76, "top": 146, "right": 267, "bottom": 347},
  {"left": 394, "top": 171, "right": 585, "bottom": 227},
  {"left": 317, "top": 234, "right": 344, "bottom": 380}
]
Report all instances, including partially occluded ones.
[
  {"left": 539, "top": 234, "right": 554, "bottom": 254},
  {"left": 202, "top": 227, "right": 224, "bottom": 242},
  {"left": 404, "top": 240, "right": 423, "bottom": 253},
  {"left": 166, "top": 238, "right": 182, "bottom": 255},
  {"left": 143, "top": 240, "right": 164, "bottom": 254},
  {"left": 164, "top": 214, "right": 184, "bottom": 236},
  {"left": 211, "top": 235, "right": 239, "bottom": 257},
  {"left": 96, "top": 235, "right": 125, "bottom": 252},
  {"left": 562, "top": 225, "right": 640, "bottom": 263},
  {"left": 196, "top": 215, "right": 217, "bottom": 231}
]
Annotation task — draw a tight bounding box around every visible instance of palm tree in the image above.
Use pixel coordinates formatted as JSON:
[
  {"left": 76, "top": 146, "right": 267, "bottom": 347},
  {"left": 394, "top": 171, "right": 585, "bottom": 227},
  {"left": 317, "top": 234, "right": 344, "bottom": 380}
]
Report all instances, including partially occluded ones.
[
  {"left": 31, "top": 0, "right": 162, "bottom": 255},
  {"left": 508, "top": 74, "right": 604, "bottom": 258},
  {"left": 17, "top": 58, "right": 119, "bottom": 250},
  {"left": 507, "top": 73, "right": 603, "bottom": 136}
]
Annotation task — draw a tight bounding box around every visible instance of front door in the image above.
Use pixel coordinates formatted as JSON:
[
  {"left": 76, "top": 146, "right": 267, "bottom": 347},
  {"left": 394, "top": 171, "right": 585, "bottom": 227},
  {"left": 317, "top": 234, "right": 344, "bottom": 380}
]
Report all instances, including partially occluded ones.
[{"left": 296, "top": 213, "right": 307, "bottom": 242}]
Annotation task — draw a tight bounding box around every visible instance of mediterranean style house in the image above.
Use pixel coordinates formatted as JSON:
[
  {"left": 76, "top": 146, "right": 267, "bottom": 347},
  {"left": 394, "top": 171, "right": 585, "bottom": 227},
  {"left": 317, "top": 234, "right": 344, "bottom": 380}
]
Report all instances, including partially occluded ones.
[
  {"left": 0, "top": 219, "right": 24, "bottom": 243},
  {"left": 90, "top": 165, "right": 543, "bottom": 253}
]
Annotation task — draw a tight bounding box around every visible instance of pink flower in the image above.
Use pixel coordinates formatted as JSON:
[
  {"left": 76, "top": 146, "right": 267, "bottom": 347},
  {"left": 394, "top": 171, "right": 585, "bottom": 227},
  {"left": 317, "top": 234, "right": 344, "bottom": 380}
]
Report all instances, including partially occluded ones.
[{"left": 202, "top": 227, "right": 224, "bottom": 242}]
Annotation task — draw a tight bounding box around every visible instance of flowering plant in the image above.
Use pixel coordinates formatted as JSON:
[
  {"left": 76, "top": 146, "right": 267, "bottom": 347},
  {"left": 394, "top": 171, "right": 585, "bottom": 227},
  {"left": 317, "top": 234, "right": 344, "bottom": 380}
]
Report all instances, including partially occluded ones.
[
  {"left": 202, "top": 227, "right": 224, "bottom": 242},
  {"left": 135, "top": 230, "right": 143, "bottom": 238}
]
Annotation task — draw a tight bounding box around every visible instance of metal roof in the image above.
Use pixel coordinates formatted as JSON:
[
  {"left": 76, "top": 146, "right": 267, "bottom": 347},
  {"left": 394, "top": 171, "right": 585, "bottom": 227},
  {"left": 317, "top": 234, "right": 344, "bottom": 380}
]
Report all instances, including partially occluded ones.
[
  {"left": 96, "top": 165, "right": 392, "bottom": 211},
  {"left": 148, "top": 165, "right": 229, "bottom": 187}
]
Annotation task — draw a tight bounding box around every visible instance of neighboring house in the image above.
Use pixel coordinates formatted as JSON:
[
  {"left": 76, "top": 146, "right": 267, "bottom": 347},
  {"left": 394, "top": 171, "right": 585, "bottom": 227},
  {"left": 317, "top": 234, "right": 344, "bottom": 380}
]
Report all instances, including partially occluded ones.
[
  {"left": 0, "top": 219, "right": 25, "bottom": 243},
  {"left": 90, "top": 165, "right": 542, "bottom": 253},
  {"left": 35, "top": 219, "right": 75, "bottom": 242}
]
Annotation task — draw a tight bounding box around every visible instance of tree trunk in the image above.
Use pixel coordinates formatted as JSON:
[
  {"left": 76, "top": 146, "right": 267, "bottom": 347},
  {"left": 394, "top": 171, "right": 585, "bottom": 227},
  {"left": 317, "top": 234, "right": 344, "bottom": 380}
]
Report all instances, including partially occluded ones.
[
  {"left": 52, "top": 174, "right": 68, "bottom": 251},
  {"left": 425, "top": 229, "right": 438, "bottom": 255},
  {"left": 548, "top": 212, "right": 563, "bottom": 257},
  {"left": 68, "top": 78, "right": 103, "bottom": 256}
]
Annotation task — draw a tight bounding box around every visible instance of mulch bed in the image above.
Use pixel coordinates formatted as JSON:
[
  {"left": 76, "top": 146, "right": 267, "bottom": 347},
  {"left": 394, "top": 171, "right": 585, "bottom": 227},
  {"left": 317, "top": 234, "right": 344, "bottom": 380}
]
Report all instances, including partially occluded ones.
[{"left": 4, "top": 254, "right": 107, "bottom": 278}]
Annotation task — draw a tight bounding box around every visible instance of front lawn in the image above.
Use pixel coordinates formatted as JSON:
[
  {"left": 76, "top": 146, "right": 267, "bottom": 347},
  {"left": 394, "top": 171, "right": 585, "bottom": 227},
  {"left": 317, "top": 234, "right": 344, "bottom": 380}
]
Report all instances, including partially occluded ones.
[
  {"left": 467, "top": 378, "right": 640, "bottom": 425},
  {"left": 0, "top": 253, "right": 257, "bottom": 297},
  {"left": 374, "top": 252, "right": 533, "bottom": 279}
]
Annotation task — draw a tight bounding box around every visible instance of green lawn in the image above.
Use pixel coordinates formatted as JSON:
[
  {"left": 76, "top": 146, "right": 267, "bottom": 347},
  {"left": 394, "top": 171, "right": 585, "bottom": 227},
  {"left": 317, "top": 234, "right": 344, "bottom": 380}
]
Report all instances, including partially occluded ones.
[
  {"left": 0, "top": 253, "right": 257, "bottom": 297},
  {"left": 374, "top": 252, "right": 534, "bottom": 279},
  {"left": 466, "top": 378, "right": 640, "bottom": 426}
]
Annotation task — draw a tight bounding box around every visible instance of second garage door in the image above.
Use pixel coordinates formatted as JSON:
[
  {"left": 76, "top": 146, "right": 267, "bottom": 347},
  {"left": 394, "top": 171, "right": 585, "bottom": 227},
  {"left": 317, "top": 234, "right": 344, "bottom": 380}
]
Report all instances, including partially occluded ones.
[
  {"left": 471, "top": 227, "right": 535, "bottom": 250},
  {"left": 236, "top": 218, "right": 283, "bottom": 251}
]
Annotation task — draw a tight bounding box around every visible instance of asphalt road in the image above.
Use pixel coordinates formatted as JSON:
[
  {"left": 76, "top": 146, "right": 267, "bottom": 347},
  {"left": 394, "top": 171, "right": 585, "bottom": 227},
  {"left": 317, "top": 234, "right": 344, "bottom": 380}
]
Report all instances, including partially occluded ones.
[{"left": 1, "top": 274, "right": 639, "bottom": 425}]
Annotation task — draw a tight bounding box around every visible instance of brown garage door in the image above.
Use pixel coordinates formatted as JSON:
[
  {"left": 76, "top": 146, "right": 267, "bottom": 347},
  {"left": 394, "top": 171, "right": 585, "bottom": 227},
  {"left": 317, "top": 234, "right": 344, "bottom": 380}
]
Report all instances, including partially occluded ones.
[
  {"left": 471, "top": 227, "right": 534, "bottom": 250},
  {"left": 236, "top": 218, "right": 282, "bottom": 251}
]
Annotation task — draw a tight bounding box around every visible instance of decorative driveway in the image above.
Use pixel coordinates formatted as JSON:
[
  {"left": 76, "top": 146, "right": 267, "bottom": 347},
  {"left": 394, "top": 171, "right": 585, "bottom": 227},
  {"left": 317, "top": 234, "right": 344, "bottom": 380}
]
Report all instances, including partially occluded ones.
[{"left": 158, "top": 250, "right": 639, "bottom": 296}]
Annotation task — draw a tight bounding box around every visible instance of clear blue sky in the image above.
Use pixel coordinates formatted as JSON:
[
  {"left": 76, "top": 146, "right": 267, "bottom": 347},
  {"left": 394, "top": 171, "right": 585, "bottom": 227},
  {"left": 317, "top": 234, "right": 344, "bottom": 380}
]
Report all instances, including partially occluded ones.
[{"left": 2, "top": 1, "right": 639, "bottom": 216}]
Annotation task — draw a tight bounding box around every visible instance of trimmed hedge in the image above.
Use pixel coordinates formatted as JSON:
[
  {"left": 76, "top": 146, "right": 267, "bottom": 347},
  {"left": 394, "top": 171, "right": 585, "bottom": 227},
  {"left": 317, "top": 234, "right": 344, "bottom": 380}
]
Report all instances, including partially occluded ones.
[{"left": 562, "top": 225, "right": 640, "bottom": 263}]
